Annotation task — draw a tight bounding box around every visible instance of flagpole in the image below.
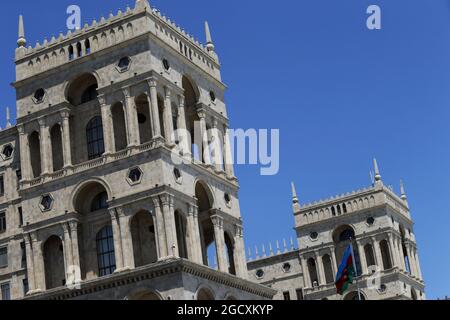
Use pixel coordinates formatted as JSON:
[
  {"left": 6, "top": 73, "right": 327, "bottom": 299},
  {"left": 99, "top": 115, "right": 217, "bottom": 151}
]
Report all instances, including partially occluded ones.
[{"left": 349, "top": 240, "right": 362, "bottom": 301}]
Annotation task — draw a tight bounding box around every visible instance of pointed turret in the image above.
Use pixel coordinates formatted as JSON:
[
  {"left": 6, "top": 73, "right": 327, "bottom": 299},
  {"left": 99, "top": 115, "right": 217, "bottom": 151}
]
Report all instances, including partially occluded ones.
[
  {"left": 291, "top": 181, "right": 301, "bottom": 212},
  {"left": 373, "top": 158, "right": 383, "bottom": 186},
  {"left": 17, "top": 15, "right": 26, "bottom": 48},
  {"left": 400, "top": 179, "right": 408, "bottom": 204},
  {"left": 205, "top": 21, "right": 215, "bottom": 52},
  {"left": 6, "top": 107, "right": 11, "bottom": 128},
  {"left": 135, "top": 0, "right": 151, "bottom": 11}
]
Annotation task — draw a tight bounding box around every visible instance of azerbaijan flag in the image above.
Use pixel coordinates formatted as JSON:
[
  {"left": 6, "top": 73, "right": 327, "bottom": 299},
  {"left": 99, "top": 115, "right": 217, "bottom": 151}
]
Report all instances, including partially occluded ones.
[{"left": 335, "top": 244, "right": 356, "bottom": 295}]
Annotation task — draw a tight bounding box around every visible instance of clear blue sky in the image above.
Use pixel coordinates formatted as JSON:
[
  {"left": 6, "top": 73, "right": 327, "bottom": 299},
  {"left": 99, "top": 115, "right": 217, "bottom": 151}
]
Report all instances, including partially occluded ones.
[{"left": 0, "top": 0, "right": 449, "bottom": 299}]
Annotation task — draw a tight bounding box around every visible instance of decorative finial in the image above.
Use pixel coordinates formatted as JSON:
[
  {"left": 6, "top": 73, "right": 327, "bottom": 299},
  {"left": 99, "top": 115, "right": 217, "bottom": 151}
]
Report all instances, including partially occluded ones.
[
  {"left": 205, "top": 21, "right": 215, "bottom": 52},
  {"left": 6, "top": 107, "right": 11, "bottom": 128},
  {"left": 373, "top": 158, "right": 382, "bottom": 182},
  {"left": 291, "top": 182, "right": 299, "bottom": 204},
  {"left": 17, "top": 15, "right": 26, "bottom": 47},
  {"left": 400, "top": 180, "right": 407, "bottom": 201}
]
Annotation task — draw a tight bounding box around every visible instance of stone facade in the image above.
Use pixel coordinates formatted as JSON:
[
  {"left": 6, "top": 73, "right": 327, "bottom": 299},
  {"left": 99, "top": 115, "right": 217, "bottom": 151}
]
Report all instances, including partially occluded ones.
[
  {"left": 0, "top": 0, "right": 275, "bottom": 300},
  {"left": 247, "top": 160, "right": 426, "bottom": 300}
]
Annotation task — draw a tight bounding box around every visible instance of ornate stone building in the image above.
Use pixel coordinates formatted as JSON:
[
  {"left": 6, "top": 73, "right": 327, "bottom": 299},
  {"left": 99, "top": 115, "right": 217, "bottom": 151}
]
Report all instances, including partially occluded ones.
[
  {"left": 0, "top": 0, "right": 275, "bottom": 300},
  {"left": 247, "top": 160, "right": 426, "bottom": 300}
]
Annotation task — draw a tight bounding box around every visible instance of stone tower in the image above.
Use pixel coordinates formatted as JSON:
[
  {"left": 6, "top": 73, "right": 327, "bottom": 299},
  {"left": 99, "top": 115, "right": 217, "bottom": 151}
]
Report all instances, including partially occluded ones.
[
  {"left": 0, "top": 0, "right": 274, "bottom": 300},
  {"left": 247, "top": 160, "right": 425, "bottom": 300}
]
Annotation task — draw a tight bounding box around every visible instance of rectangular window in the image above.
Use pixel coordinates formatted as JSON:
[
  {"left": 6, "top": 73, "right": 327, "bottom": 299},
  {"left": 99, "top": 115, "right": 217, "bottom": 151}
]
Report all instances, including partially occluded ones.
[
  {"left": 0, "top": 247, "right": 8, "bottom": 268},
  {"left": 1, "top": 283, "right": 10, "bottom": 300},
  {"left": 20, "top": 242, "right": 26, "bottom": 269},
  {"left": 23, "top": 279, "right": 29, "bottom": 296},
  {"left": 283, "top": 291, "right": 291, "bottom": 301},
  {"left": 0, "top": 212, "right": 6, "bottom": 233},
  {"left": 296, "top": 289, "right": 304, "bottom": 300},
  {"left": 0, "top": 176, "right": 4, "bottom": 196},
  {"left": 18, "top": 207, "right": 23, "bottom": 227}
]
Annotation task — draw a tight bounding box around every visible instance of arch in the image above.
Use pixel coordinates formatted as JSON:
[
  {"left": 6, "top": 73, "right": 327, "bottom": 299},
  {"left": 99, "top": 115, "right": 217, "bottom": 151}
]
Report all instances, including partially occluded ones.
[
  {"left": 72, "top": 179, "right": 111, "bottom": 214},
  {"left": 135, "top": 94, "right": 152, "bottom": 143},
  {"left": 157, "top": 95, "right": 166, "bottom": 139},
  {"left": 364, "top": 244, "right": 376, "bottom": 268},
  {"left": 131, "top": 210, "right": 158, "bottom": 267},
  {"left": 111, "top": 102, "right": 128, "bottom": 151},
  {"left": 43, "top": 235, "right": 66, "bottom": 290},
  {"left": 182, "top": 76, "right": 201, "bottom": 159},
  {"left": 29, "top": 131, "right": 41, "bottom": 178},
  {"left": 332, "top": 225, "right": 362, "bottom": 276},
  {"left": 50, "top": 123, "right": 64, "bottom": 171},
  {"left": 307, "top": 258, "right": 319, "bottom": 287},
  {"left": 66, "top": 73, "right": 99, "bottom": 106},
  {"left": 196, "top": 286, "right": 215, "bottom": 301},
  {"left": 126, "top": 289, "right": 162, "bottom": 301},
  {"left": 195, "top": 181, "right": 216, "bottom": 267},
  {"left": 76, "top": 42, "right": 82, "bottom": 57},
  {"left": 68, "top": 45, "right": 74, "bottom": 60},
  {"left": 399, "top": 225, "right": 411, "bottom": 273},
  {"left": 85, "top": 39, "right": 91, "bottom": 54},
  {"left": 343, "top": 291, "right": 366, "bottom": 300},
  {"left": 379, "top": 240, "right": 392, "bottom": 270},
  {"left": 322, "top": 254, "right": 334, "bottom": 284}
]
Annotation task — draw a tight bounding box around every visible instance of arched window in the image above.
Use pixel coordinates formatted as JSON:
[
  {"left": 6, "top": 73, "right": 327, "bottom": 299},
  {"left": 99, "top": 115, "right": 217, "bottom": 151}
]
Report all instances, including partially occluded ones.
[
  {"left": 337, "top": 205, "right": 342, "bottom": 215},
  {"left": 76, "top": 42, "right": 82, "bottom": 58},
  {"left": 380, "top": 240, "right": 392, "bottom": 270},
  {"left": 331, "top": 206, "right": 336, "bottom": 216},
  {"left": 307, "top": 258, "right": 319, "bottom": 287},
  {"left": 364, "top": 244, "right": 376, "bottom": 268},
  {"left": 68, "top": 45, "right": 74, "bottom": 60},
  {"left": 343, "top": 203, "right": 348, "bottom": 214},
  {"left": 333, "top": 226, "right": 362, "bottom": 276},
  {"left": 322, "top": 254, "right": 334, "bottom": 284},
  {"left": 86, "top": 116, "right": 105, "bottom": 160},
  {"left": 91, "top": 191, "right": 108, "bottom": 212},
  {"left": 96, "top": 226, "right": 116, "bottom": 276},
  {"left": 85, "top": 39, "right": 91, "bottom": 54}
]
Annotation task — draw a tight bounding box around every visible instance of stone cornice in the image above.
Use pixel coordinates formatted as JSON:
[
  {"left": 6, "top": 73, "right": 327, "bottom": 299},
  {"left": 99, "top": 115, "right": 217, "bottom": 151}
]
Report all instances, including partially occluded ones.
[{"left": 23, "top": 258, "right": 276, "bottom": 300}]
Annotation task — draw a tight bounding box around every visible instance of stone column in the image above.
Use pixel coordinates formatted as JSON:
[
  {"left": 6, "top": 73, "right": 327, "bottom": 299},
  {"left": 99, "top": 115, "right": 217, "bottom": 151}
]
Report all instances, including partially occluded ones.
[
  {"left": 23, "top": 234, "right": 36, "bottom": 294},
  {"left": 161, "top": 194, "right": 179, "bottom": 257},
  {"left": 123, "top": 87, "right": 140, "bottom": 147},
  {"left": 148, "top": 79, "right": 162, "bottom": 139},
  {"left": 177, "top": 95, "right": 190, "bottom": 156},
  {"left": 68, "top": 220, "right": 81, "bottom": 283},
  {"left": 234, "top": 224, "right": 248, "bottom": 279},
  {"left": 222, "top": 123, "right": 235, "bottom": 178},
  {"left": 38, "top": 118, "right": 52, "bottom": 175},
  {"left": 187, "top": 203, "right": 202, "bottom": 264},
  {"left": 211, "top": 118, "right": 224, "bottom": 172},
  {"left": 315, "top": 252, "right": 325, "bottom": 286},
  {"left": 414, "top": 248, "right": 423, "bottom": 280},
  {"left": 197, "top": 110, "right": 211, "bottom": 165},
  {"left": 330, "top": 249, "right": 338, "bottom": 276},
  {"left": 396, "top": 237, "right": 406, "bottom": 271},
  {"left": 300, "top": 256, "right": 311, "bottom": 288},
  {"left": 357, "top": 241, "right": 368, "bottom": 275},
  {"left": 117, "top": 207, "right": 135, "bottom": 270},
  {"left": 18, "top": 125, "right": 32, "bottom": 181},
  {"left": 31, "top": 233, "right": 45, "bottom": 291},
  {"left": 373, "top": 238, "right": 383, "bottom": 270},
  {"left": 62, "top": 223, "right": 74, "bottom": 284},
  {"left": 109, "top": 210, "right": 124, "bottom": 272},
  {"left": 61, "top": 111, "right": 73, "bottom": 168},
  {"left": 388, "top": 234, "right": 399, "bottom": 268},
  {"left": 99, "top": 95, "right": 114, "bottom": 155},
  {"left": 152, "top": 197, "right": 168, "bottom": 259},
  {"left": 406, "top": 244, "right": 418, "bottom": 278},
  {"left": 163, "top": 86, "right": 175, "bottom": 145},
  {"left": 212, "top": 215, "right": 227, "bottom": 273}
]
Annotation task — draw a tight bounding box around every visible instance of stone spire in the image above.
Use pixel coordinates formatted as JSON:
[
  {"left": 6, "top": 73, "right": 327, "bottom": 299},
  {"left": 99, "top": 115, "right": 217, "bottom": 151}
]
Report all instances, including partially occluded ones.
[
  {"left": 135, "top": 0, "right": 151, "bottom": 11},
  {"left": 205, "top": 21, "right": 215, "bottom": 52},
  {"left": 373, "top": 158, "right": 382, "bottom": 185},
  {"left": 400, "top": 180, "right": 407, "bottom": 201},
  {"left": 291, "top": 182, "right": 299, "bottom": 204},
  {"left": 6, "top": 107, "right": 11, "bottom": 128},
  {"left": 17, "top": 15, "right": 26, "bottom": 47}
]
